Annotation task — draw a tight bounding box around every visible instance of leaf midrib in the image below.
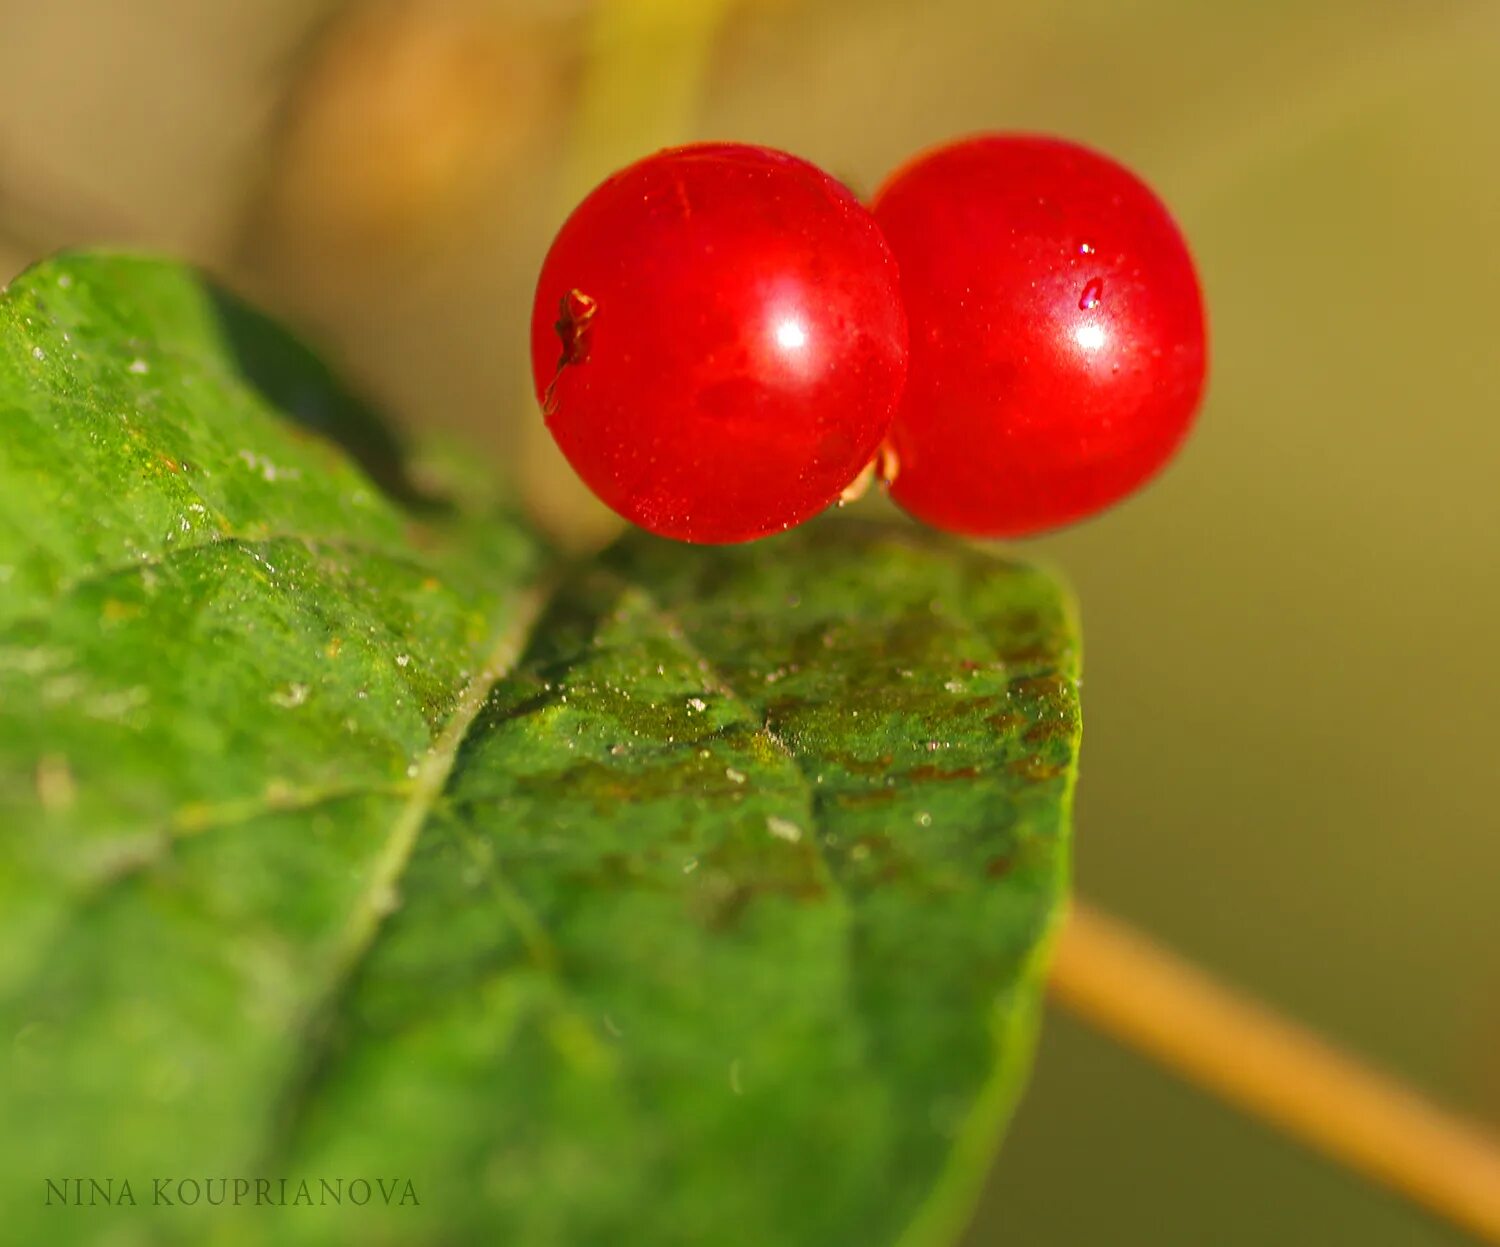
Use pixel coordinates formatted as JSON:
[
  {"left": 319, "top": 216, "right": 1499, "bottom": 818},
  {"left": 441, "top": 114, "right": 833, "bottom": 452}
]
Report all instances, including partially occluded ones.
[
  {"left": 259, "top": 571, "right": 555, "bottom": 1165},
  {"left": 258, "top": 562, "right": 872, "bottom": 1191}
]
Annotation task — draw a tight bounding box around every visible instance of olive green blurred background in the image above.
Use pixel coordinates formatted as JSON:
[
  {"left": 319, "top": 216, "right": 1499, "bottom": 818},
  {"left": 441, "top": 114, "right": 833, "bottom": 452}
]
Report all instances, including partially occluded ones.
[{"left": 2, "top": 1, "right": 1496, "bottom": 1242}]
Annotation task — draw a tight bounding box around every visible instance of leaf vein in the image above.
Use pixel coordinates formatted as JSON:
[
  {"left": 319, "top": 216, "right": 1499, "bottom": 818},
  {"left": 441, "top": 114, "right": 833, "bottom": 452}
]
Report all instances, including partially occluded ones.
[
  {"left": 44, "top": 531, "right": 428, "bottom": 601},
  {"left": 260, "top": 571, "right": 556, "bottom": 1161}
]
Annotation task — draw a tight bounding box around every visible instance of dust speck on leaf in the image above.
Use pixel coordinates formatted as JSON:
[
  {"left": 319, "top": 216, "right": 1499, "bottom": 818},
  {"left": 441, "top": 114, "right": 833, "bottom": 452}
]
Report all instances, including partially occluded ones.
[
  {"left": 271, "top": 682, "right": 310, "bottom": 708},
  {"left": 767, "top": 817, "right": 803, "bottom": 844},
  {"left": 34, "top": 754, "right": 77, "bottom": 813}
]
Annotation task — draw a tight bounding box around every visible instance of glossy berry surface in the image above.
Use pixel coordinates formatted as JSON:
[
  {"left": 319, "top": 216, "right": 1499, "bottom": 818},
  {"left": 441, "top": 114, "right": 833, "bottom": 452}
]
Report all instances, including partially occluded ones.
[
  {"left": 872, "top": 134, "right": 1208, "bottom": 537},
  {"left": 531, "top": 142, "right": 908, "bottom": 543}
]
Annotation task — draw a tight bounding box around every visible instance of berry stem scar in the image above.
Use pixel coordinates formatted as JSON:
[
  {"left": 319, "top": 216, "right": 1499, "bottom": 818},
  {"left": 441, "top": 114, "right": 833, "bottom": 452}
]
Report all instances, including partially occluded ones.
[{"left": 544, "top": 288, "right": 598, "bottom": 416}]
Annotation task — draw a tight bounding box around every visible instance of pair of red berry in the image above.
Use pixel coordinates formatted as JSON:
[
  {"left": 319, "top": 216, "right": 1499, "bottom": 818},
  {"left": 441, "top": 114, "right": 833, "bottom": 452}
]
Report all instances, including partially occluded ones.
[{"left": 530, "top": 134, "right": 1207, "bottom": 544}]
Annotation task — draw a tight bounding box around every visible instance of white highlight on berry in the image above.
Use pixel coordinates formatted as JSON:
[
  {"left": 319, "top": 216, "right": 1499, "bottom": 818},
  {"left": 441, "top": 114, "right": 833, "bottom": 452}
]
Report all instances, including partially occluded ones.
[
  {"left": 774, "top": 317, "right": 808, "bottom": 350},
  {"left": 1074, "top": 323, "right": 1107, "bottom": 352}
]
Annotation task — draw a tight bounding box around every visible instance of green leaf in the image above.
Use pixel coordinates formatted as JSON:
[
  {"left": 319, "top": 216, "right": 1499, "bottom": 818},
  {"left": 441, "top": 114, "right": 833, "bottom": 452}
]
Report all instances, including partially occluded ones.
[{"left": 0, "top": 252, "right": 1081, "bottom": 1246}]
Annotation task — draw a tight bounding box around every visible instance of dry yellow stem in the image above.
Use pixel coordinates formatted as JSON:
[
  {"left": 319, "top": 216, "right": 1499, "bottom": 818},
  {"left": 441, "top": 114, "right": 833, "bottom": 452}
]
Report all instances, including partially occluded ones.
[{"left": 1051, "top": 900, "right": 1500, "bottom": 1243}]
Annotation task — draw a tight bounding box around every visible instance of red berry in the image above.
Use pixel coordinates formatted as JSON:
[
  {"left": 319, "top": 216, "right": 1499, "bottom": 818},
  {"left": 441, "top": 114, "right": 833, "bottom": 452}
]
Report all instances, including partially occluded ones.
[
  {"left": 531, "top": 142, "right": 909, "bottom": 544},
  {"left": 872, "top": 134, "right": 1208, "bottom": 537}
]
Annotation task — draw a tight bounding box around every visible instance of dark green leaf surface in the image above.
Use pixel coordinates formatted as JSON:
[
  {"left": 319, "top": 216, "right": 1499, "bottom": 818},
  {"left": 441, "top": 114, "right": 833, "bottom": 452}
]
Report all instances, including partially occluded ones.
[{"left": 0, "top": 253, "right": 1081, "bottom": 1247}]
